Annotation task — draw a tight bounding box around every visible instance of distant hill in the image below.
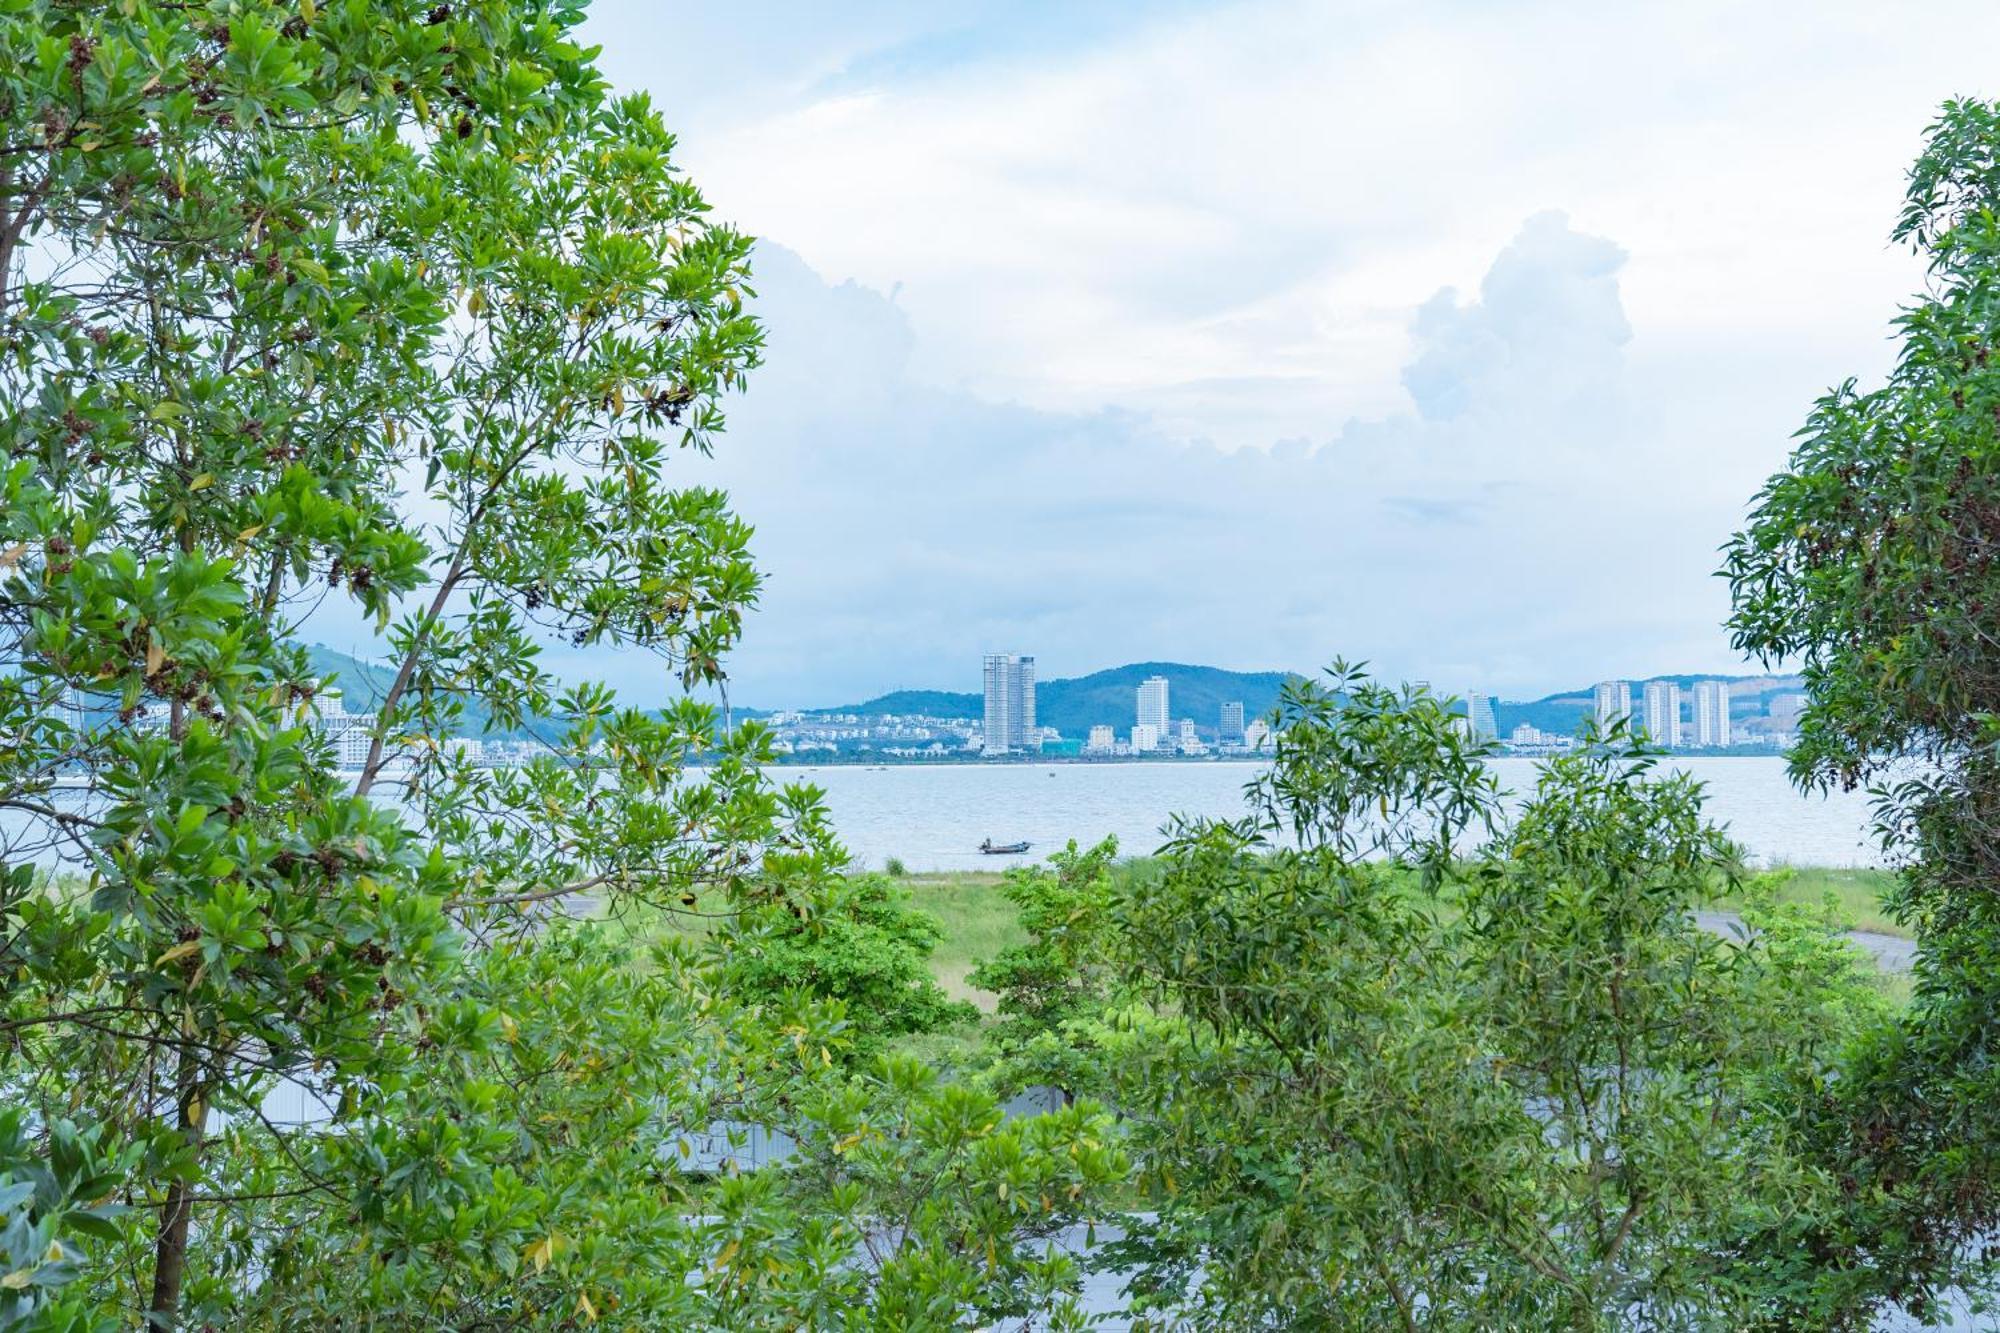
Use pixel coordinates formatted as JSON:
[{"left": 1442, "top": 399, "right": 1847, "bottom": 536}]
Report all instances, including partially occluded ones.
[
  {"left": 818, "top": 664, "right": 1806, "bottom": 742},
  {"left": 820, "top": 662, "right": 1307, "bottom": 739},
  {"left": 303, "top": 643, "right": 398, "bottom": 709},
  {"left": 303, "top": 645, "right": 1807, "bottom": 745},
  {"left": 302, "top": 642, "right": 524, "bottom": 737},
  {"left": 834, "top": 688, "right": 983, "bottom": 718}
]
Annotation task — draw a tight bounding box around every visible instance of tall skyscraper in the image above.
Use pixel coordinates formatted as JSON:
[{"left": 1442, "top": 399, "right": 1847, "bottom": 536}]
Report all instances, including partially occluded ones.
[
  {"left": 1466, "top": 691, "right": 1498, "bottom": 741},
  {"left": 1593, "top": 680, "right": 1632, "bottom": 732},
  {"left": 1219, "top": 700, "right": 1246, "bottom": 747},
  {"left": 1137, "top": 676, "right": 1169, "bottom": 734},
  {"left": 1693, "top": 680, "right": 1732, "bottom": 748},
  {"left": 982, "top": 653, "right": 1036, "bottom": 754},
  {"left": 1641, "top": 680, "right": 1681, "bottom": 748}
]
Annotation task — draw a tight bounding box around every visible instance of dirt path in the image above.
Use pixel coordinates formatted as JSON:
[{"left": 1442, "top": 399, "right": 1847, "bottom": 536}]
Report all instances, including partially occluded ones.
[{"left": 1696, "top": 910, "right": 1914, "bottom": 972}]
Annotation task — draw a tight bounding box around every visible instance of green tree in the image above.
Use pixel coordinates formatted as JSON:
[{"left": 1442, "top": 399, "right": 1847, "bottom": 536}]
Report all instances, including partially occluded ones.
[
  {"left": 1725, "top": 95, "right": 2000, "bottom": 1327},
  {"left": 1102, "top": 673, "right": 1882, "bottom": 1330},
  {"left": 967, "top": 836, "right": 1121, "bottom": 1101},
  {"left": 186, "top": 921, "right": 1129, "bottom": 1328},
  {"left": 713, "top": 871, "right": 978, "bottom": 1062},
  {"left": 0, "top": 3, "right": 1124, "bottom": 1327}
]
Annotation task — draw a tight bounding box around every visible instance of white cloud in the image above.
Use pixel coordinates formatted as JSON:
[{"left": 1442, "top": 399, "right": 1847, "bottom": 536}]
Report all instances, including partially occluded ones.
[
  {"left": 519, "top": 1, "right": 2000, "bottom": 706},
  {"left": 628, "top": 0, "right": 1991, "bottom": 454},
  {"left": 625, "top": 214, "right": 1741, "bottom": 707},
  {"left": 1402, "top": 213, "right": 1629, "bottom": 424}
]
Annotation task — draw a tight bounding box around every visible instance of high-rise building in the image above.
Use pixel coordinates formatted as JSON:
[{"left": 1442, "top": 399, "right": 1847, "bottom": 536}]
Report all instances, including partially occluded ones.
[
  {"left": 1466, "top": 691, "right": 1498, "bottom": 741},
  {"left": 1130, "top": 723, "right": 1159, "bottom": 753},
  {"left": 1219, "top": 701, "right": 1246, "bottom": 747},
  {"left": 1641, "top": 680, "right": 1681, "bottom": 748},
  {"left": 1693, "top": 680, "right": 1732, "bottom": 748},
  {"left": 1085, "top": 724, "right": 1116, "bottom": 754},
  {"left": 317, "top": 693, "right": 379, "bottom": 770},
  {"left": 1136, "top": 676, "right": 1170, "bottom": 734},
  {"left": 1593, "top": 680, "right": 1632, "bottom": 733},
  {"left": 981, "top": 653, "right": 1037, "bottom": 754}
]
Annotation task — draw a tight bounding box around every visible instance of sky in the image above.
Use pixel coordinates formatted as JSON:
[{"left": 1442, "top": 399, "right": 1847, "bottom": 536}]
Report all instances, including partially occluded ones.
[{"left": 513, "top": 1, "right": 2000, "bottom": 707}]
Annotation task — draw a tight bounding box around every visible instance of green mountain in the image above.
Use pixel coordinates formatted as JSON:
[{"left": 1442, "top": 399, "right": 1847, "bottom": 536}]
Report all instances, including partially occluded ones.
[
  {"left": 820, "top": 662, "right": 1306, "bottom": 739},
  {"left": 820, "top": 665, "right": 1806, "bottom": 742},
  {"left": 830, "top": 688, "right": 983, "bottom": 718},
  {"left": 303, "top": 643, "right": 398, "bottom": 709},
  {"left": 302, "top": 642, "right": 519, "bottom": 737}
]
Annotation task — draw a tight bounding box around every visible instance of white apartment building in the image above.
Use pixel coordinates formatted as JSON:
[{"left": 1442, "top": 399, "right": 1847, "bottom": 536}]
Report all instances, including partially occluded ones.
[
  {"left": 982, "top": 653, "right": 1037, "bottom": 754},
  {"left": 1641, "top": 680, "right": 1681, "bottom": 748},
  {"left": 317, "top": 694, "right": 377, "bottom": 770},
  {"left": 1593, "top": 680, "right": 1632, "bottom": 732},
  {"left": 1085, "top": 724, "right": 1116, "bottom": 753},
  {"left": 1131, "top": 723, "right": 1160, "bottom": 753},
  {"left": 1136, "top": 676, "right": 1169, "bottom": 734},
  {"left": 1693, "top": 680, "right": 1732, "bottom": 748},
  {"left": 1466, "top": 691, "right": 1498, "bottom": 741}
]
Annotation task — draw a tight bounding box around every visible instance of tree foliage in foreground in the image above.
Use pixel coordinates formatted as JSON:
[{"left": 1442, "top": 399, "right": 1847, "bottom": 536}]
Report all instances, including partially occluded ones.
[
  {"left": 966, "top": 835, "right": 1121, "bottom": 1103},
  {"left": 1062, "top": 673, "right": 1888, "bottom": 1330},
  {"left": 0, "top": 2, "right": 1122, "bottom": 1326},
  {"left": 1725, "top": 95, "right": 2000, "bottom": 1327}
]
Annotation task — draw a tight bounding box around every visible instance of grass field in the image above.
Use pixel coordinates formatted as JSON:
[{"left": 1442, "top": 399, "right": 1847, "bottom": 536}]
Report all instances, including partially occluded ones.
[
  {"left": 892, "top": 872, "right": 1024, "bottom": 1004},
  {"left": 895, "top": 862, "right": 1909, "bottom": 998},
  {"left": 594, "top": 860, "right": 1909, "bottom": 1020}
]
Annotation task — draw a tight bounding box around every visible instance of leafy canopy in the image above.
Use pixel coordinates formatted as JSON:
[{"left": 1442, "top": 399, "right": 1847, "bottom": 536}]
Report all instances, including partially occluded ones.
[
  {"left": 1726, "top": 95, "right": 2000, "bottom": 1326},
  {"left": 0, "top": 1, "right": 1123, "bottom": 1327}
]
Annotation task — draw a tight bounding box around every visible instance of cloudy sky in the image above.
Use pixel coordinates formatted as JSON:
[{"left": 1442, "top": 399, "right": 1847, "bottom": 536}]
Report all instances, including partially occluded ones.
[{"left": 538, "top": 0, "right": 2000, "bottom": 707}]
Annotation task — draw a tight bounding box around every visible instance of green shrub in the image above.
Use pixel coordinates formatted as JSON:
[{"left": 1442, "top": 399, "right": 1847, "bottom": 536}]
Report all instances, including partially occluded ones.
[{"left": 717, "top": 875, "right": 977, "bottom": 1058}]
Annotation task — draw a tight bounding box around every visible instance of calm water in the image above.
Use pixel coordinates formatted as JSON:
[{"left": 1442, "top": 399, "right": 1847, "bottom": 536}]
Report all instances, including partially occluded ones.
[
  {"left": 783, "top": 757, "right": 1886, "bottom": 872},
  {"left": 4, "top": 757, "right": 1884, "bottom": 874}
]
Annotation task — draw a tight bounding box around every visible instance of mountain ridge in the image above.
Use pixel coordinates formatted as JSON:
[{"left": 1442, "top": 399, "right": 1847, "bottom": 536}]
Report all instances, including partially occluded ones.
[
  {"left": 299, "top": 645, "right": 1804, "bottom": 742},
  {"left": 811, "top": 664, "right": 1805, "bottom": 740}
]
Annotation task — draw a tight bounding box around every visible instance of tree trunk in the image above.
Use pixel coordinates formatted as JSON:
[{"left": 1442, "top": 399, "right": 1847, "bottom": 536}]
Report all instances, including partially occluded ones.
[{"left": 147, "top": 1063, "right": 207, "bottom": 1328}]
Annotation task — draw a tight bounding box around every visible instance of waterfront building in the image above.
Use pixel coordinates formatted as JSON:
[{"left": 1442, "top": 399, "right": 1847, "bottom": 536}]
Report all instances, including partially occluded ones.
[
  {"left": 1131, "top": 722, "right": 1160, "bottom": 753},
  {"left": 1593, "top": 680, "right": 1632, "bottom": 732},
  {"left": 982, "top": 653, "right": 1037, "bottom": 754},
  {"left": 1466, "top": 691, "right": 1498, "bottom": 741},
  {"left": 1136, "top": 676, "right": 1169, "bottom": 734},
  {"left": 1693, "top": 680, "right": 1732, "bottom": 748},
  {"left": 1220, "top": 700, "right": 1246, "bottom": 747},
  {"left": 1507, "top": 723, "right": 1575, "bottom": 756},
  {"left": 1641, "top": 680, "right": 1682, "bottom": 748},
  {"left": 1243, "top": 718, "right": 1272, "bottom": 752},
  {"left": 317, "top": 694, "right": 378, "bottom": 770},
  {"left": 1085, "top": 724, "right": 1116, "bottom": 754},
  {"left": 1176, "top": 718, "right": 1198, "bottom": 749}
]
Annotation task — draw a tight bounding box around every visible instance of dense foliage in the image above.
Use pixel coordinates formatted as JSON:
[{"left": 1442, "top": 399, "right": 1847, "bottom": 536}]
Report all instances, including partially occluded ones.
[
  {"left": 1727, "top": 95, "right": 2000, "bottom": 1326},
  {"left": 0, "top": 2, "right": 1120, "bottom": 1326},
  {"left": 714, "top": 872, "right": 978, "bottom": 1062},
  {"left": 3, "top": 1, "right": 1987, "bottom": 1327},
  {"left": 1049, "top": 676, "right": 1886, "bottom": 1330},
  {"left": 966, "top": 836, "right": 1120, "bottom": 1101}
]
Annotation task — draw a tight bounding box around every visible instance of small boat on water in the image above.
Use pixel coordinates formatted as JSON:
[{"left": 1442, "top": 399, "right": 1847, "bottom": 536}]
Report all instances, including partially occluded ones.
[{"left": 979, "top": 838, "right": 1031, "bottom": 855}]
